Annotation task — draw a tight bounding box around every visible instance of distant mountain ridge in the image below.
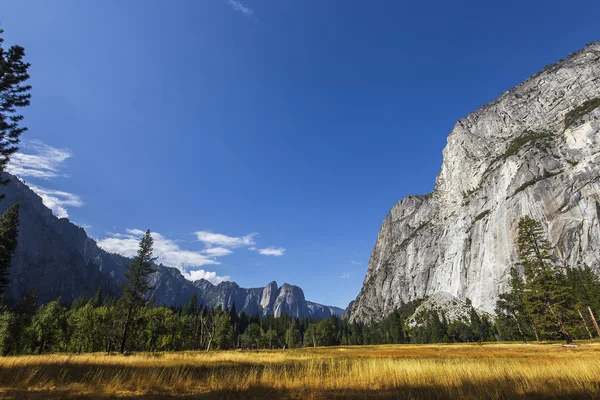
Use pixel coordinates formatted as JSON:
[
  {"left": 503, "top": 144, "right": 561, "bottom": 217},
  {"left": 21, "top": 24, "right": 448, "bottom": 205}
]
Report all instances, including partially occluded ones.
[{"left": 0, "top": 173, "right": 343, "bottom": 318}]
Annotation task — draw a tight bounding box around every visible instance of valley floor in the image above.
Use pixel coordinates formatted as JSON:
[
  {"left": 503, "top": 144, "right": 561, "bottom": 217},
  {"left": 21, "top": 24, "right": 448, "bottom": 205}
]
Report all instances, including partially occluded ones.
[{"left": 0, "top": 343, "right": 599, "bottom": 399}]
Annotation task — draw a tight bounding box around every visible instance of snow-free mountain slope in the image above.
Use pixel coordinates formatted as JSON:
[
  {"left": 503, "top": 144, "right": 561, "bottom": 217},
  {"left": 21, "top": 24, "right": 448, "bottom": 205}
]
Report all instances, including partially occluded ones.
[
  {"left": 0, "top": 173, "right": 341, "bottom": 318},
  {"left": 346, "top": 42, "right": 600, "bottom": 323}
]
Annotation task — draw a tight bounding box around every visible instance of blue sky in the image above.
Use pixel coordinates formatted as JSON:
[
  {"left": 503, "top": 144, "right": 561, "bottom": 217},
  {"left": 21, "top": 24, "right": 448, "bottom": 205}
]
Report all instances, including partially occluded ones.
[{"left": 1, "top": 0, "right": 598, "bottom": 308}]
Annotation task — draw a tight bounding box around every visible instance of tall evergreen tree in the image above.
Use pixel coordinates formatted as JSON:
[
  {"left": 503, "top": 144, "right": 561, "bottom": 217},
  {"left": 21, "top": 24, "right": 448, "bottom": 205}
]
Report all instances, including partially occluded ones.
[
  {"left": 119, "top": 229, "right": 155, "bottom": 353},
  {"left": 495, "top": 267, "right": 532, "bottom": 343},
  {"left": 182, "top": 292, "right": 198, "bottom": 316},
  {"left": 0, "top": 203, "right": 19, "bottom": 293},
  {"left": 0, "top": 29, "right": 31, "bottom": 185},
  {"left": 517, "top": 217, "right": 575, "bottom": 343}
]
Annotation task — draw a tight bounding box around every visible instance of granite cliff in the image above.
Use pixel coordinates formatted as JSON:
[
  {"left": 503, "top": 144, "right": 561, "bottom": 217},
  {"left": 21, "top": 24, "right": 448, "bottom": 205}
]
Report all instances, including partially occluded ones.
[{"left": 346, "top": 42, "right": 600, "bottom": 323}]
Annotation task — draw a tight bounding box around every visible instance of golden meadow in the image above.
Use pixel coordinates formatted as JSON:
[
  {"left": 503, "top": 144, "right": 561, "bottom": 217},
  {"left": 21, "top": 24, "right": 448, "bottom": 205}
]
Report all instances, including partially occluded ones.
[{"left": 0, "top": 342, "right": 599, "bottom": 399}]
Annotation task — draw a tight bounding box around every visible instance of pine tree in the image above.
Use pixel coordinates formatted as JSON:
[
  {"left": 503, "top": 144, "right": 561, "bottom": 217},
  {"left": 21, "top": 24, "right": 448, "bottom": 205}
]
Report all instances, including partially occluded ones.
[
  {"left": 496, "top": 267, "right": 532, "bottom": 343},
  {"left": 0, "top": 203, "right": 19, "bottom": 293},
  {"left": 182, "top": 292, "right": 198, "bottom": 316},
  {"left": 517, "top": 217, "right": 575, "bottom": 343},
  {"left": 0, "top": 29, "right": 31, "bottom": 186},
  {"left": 119, "top": 229, "right": 155, "bottom": 353}
]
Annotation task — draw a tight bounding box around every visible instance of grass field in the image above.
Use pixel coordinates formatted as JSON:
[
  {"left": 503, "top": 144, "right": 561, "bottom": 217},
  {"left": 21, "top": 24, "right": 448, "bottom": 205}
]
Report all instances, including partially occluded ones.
[{"left": 0, "top": 343, "right": 599, "bottom": 399}]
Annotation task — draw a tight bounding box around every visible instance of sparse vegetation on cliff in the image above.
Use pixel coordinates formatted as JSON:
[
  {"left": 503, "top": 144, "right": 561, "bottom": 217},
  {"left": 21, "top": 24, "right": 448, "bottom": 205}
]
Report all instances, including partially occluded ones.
[
  {"left": 564, "top": 97, "right": 600, "bottom": 130},
  {"left": 472, "top": 210, "right": 490, "bottom": 224},
  {"left": 502, "top": 130, "right": 553, "bottom": 159}
]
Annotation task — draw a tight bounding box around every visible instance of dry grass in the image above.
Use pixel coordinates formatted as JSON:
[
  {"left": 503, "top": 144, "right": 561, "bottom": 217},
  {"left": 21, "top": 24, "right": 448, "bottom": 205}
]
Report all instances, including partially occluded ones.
[{"left": 0, "top": 343, "right": 599, "bottom": 399}]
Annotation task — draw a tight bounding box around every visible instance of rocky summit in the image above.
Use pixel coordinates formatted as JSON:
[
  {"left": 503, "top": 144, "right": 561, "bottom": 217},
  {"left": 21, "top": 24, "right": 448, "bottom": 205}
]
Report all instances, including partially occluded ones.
[
  {"left": 0, "top": 173, "right": 342, "bottom": 318},
  {"left": 345, "top": 42, "right": 600, "bottom": 324}
]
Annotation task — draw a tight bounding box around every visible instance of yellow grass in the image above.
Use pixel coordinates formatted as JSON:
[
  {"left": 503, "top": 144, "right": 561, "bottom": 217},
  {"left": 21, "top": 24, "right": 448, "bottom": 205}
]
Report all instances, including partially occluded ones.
[{"left": 0, "top": 343, "right": 599, "bottom": 398}]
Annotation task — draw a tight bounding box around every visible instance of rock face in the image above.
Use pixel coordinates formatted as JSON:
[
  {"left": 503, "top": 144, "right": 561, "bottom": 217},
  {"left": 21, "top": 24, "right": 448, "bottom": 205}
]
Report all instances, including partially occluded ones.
[
  {"left": 406, "top": 292, "right": 487, "bottom": 328},
  {"left": 0, "top": 174, "right": 128, "bottom": 304},
  {"left": 306, "top": 302, "right": 345, "bottom": 319},
  {"left": 0, "top": 173, "right": 341, "bottom": 318},
  {"left": 346, "top": 42, "right": 600, "bottom": 324}
]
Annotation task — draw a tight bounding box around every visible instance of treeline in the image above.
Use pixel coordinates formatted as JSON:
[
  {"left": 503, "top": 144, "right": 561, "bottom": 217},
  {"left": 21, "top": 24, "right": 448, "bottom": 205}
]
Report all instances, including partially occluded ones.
[
  {"left": 0, "top": 289, "right": 499, "bottom": 355},
  {"left": 495, "top": 217, "right": 600, "bottom": 343}
]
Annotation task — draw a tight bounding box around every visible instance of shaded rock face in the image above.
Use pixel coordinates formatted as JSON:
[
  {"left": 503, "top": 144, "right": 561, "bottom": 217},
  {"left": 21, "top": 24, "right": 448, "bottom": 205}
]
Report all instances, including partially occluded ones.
[
  {"left": 0, "top": 174, "right": 342, "bottom": 318},
  {"left": 306, "top": 302, "right": 345, "bottom": 319},
  {"left": 0, "top": 174, "right": 128, "bottom": 304},
  {"left": 346, "top": 42, "right": 600, "bottom": 324}
]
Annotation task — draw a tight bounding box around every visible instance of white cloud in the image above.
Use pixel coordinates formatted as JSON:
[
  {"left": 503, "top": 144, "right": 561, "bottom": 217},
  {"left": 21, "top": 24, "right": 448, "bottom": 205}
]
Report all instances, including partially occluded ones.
[
  {"left": 257, "top": 247, "right": 285, "bottom": 256},
  {"left": 97, "top": 229, "right": 231, "bottom": 285},
  {"left": 7, "top": 140, "right": 72, "bottom": 179},
  {"left": 341, "top": 273, "right": 351, "bottom": 279},
  {"left": 185, "top": 269, "right": 231, "bottom": 285},
  {"left": 99, "top": 229, "right": 218, "bottom": 267},
  {"left": 6, "top": 140, "right": 82, "bottom": 218},
  {"left": 74, "top": 222, "right": 91, "bottom": 230},
  {"left": 195, "top": 231, "right": 257, "bottom": 248},
  {"left": 202, "top": 247, "right": 232, "bottom": 257},
  {"left": 29, "top": 185, "right": 83, "bottom": 218},
  {"left": 226, "top": 0, "right": 254, "bottom": 17},
  {"left": 350, "top": 261, "right": 361, "bottom": 265}
]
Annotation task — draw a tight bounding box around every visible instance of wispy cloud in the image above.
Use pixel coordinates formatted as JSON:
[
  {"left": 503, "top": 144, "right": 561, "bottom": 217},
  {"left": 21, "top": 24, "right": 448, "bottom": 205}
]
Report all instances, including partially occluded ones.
[
  {"left": 202, "top": 247, "right": 233, "bottom": 257},
  {"left": 29, "top": 185, "right": 83, "bottom": 219},
  {"left": 74, "top": 222, "right": 91, "bottom": 230},
  {"left": 341, "top": 273, "right": 351, "bottom": 279},
  {"left": 195, "top": 231, "right": 257, "bottom": 248},
  {"left": 7, "top": 140, "right": 72, "bottom": 179},
  {"left": 350, "top": 261, "right": 361, "bottom": 265},
  {"left": 98, "top": 229, "right": 231, "bottom": 285},
  {"left": 257, "top": 247, "right": 285, "bottom": 256},
  {"left": 7, "top": 140, "right": 82, "bottom": 218},
  {"left": 226, "top": 0, "right": 254, "bottom": 17}
]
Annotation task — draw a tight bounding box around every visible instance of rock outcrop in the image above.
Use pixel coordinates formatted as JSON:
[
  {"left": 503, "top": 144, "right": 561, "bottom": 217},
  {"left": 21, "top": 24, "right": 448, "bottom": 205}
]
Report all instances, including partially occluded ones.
[
  {"left": 406, "top": 292, "right": 487, "bottom": 328},
  {"left": 0, "top": 173, "right": 341, "bottom": 318},
  {"left": 346, "top": 42, "right": 600, "bottom": 324}
]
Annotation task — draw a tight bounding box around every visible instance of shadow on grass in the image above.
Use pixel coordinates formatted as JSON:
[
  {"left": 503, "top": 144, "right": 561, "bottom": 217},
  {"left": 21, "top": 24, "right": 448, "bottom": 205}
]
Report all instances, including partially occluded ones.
[
  {"left": 0, "top": 359, "right": 598, "bottom": 399},
  {"left": 0, "top": 386, "right": 598, "bottom": 400}
]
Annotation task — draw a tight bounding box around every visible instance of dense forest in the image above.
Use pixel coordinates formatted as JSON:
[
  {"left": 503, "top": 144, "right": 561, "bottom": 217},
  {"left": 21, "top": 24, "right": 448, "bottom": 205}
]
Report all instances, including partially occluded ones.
[{"left": 0, "top": 283, "right": 496, "bottom": 355}]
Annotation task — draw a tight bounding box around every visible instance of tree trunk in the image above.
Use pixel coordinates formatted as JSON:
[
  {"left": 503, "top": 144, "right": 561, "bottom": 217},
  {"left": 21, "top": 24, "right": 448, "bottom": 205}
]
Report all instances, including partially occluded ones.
[
  {"left": 532, "top": 324, "right": 541, "bottom": 342},
  {"left": 511, "top": 312, "right": 527, "bottom": 344},
  {"left": 589, "top": 306, "right": 600, "bottom": 336},
  {"left": 206, "top": 333, "right": 213, "bottom": 352},
  {"left": 120, "top": 306, "right": 133, "bottom": 354},
  {"left": 578, "top": 309, "right": 593, "bottom": 340}
]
